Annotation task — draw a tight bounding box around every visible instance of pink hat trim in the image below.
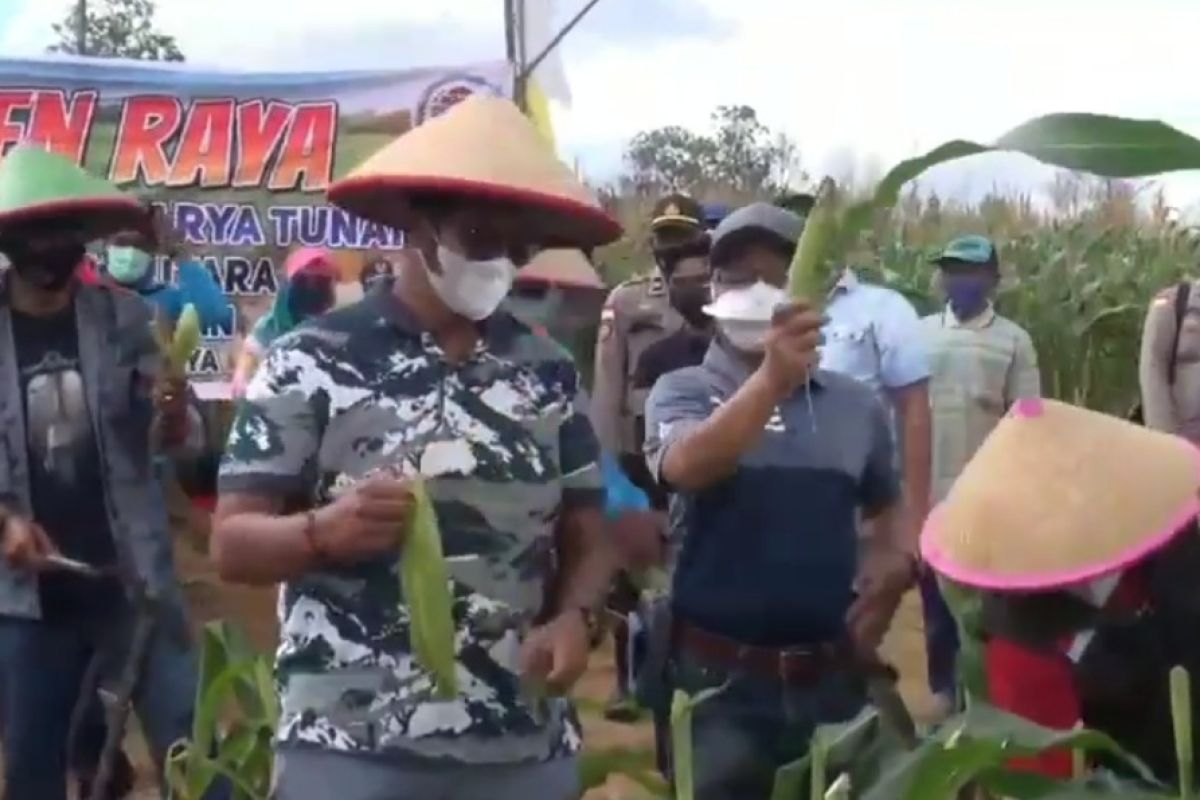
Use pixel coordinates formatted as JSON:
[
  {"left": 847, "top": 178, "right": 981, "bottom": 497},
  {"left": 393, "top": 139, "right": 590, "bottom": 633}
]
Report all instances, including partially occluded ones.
[
  {"left": 284, "top": 247, "right": 337, "bottom": 279},
  {"left": 920, "top": 441, "right": 1200, "bottom": 590}
]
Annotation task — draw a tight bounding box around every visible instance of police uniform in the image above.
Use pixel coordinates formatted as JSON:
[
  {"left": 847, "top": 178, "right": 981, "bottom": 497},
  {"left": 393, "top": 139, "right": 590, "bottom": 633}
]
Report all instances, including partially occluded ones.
[
  {"left": 590, "top": 195, "right": 704, "bottom": 731},
  {"left": 590, "top": 195, "right": 705, "bottom": 495}
]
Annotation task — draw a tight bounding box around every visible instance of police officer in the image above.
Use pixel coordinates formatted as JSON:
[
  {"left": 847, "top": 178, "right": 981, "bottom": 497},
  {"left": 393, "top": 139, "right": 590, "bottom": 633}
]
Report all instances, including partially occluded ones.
[
  {"left": 591, "top": 193, "right": 708, "bottom": 495},
  {"left": 591, "top": 194, "right": 707, "bottom": 722},
  {"left": 630, "top": 235, "right": 714, "bottom": 509}
]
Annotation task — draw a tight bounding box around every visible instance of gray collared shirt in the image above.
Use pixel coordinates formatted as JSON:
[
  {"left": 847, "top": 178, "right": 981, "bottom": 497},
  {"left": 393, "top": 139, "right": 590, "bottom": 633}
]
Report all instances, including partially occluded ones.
[{"left": 643, "top": 342, "right": 899, "bottom": 645}]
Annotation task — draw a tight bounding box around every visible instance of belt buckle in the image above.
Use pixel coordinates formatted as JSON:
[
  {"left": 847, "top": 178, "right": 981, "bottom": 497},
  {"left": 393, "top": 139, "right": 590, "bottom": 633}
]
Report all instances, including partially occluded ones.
[{"left": 778, "top": 646, "right": 816, "bottom": 682}]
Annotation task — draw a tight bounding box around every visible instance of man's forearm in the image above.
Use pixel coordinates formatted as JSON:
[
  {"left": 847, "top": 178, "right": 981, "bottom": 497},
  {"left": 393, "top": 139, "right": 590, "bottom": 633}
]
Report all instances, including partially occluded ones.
[
  {"left": 662, "top": 369, "right": 782, "bottom": 491},
  {"left": 212, "top": 502, "right": 319, "bottom": 585},
  {"left": 553, "top": 505, "right": 616, "bottom": 614},
  {"left": 897, "top": 384, "right": 932, "bottom": 550},
  {"left": 867, "top": 501, "right": 912, "bottom": 557}
]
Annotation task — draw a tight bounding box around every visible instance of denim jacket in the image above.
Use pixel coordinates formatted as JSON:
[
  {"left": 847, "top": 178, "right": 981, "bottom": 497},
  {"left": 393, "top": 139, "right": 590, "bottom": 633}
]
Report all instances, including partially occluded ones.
[{"left": 0, "top": 278, "right": 193, "bottom": 619}]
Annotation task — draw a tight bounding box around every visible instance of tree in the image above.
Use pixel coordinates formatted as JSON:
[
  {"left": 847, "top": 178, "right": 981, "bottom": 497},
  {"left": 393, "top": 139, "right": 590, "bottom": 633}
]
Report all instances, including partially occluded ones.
[
  {"left": 622, "top": 104, "right": 802, "bottom": 197},
  {"left": 49, "top": 0, "right": 184, "bottom": 62}
]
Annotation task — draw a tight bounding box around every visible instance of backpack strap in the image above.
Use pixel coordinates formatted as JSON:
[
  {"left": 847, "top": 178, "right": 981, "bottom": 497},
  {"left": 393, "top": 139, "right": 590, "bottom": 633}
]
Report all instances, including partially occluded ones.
[{"left": 1168, "top": 281, "right": 1191, "bottom": 386}]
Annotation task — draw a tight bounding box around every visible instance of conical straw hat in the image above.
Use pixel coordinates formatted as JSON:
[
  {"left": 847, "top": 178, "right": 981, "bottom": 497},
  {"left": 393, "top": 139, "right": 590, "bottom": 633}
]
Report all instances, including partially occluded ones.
[
  {"left": 516, "top": 248, "right": 604, "bottom": 290},
  {"left": 921, "top": 398, "right": 1200, "bottom": 590},
  {"left": 327, "top": 95, "right": 621, "bottom": 249},
  {"left": 0, "top": 145, "right": 143, "bottom": 239}
]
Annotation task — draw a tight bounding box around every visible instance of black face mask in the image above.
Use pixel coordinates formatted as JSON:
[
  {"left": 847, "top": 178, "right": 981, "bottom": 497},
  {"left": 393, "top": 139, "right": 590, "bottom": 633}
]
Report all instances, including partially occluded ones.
[
  {"left": 287, "top": 277, "right": 334, "bottom": 320},
  {"left": 7, "top": 242, "right": 85, "bottom": 292},
  {"left": 669, "top": 284, "right": 711, "bottom": 328}
]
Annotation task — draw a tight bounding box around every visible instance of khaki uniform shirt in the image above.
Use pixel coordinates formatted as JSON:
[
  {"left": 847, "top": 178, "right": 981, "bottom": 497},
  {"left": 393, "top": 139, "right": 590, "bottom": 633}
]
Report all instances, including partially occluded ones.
[
  {"left": 1139, "top": 281, "right": 1200, "bottom": 443},
  {"left": 921, "top": 305, "right": 1041, "bottom": 503},
  {"left": 590, "top": 272, "right": 683, "bottom": 455}
]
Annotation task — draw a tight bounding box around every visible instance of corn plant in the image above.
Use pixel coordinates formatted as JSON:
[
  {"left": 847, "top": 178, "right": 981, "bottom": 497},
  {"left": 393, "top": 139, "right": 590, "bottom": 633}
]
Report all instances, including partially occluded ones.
[{"left": 165, "top": 622, "right": 278, "bottom": 800}]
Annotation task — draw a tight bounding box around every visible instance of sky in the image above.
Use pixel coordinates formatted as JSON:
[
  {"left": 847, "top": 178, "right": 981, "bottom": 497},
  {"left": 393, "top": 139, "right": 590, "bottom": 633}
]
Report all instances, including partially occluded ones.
[{"left": 4, "top": 0, "right": 1200, "bottom": 213}]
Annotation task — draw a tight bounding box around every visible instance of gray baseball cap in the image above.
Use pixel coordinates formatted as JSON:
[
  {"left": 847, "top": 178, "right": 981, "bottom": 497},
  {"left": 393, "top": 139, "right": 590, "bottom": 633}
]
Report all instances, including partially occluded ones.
[{"left": 709, "top": 202, "right": 805, "bottom": 266}]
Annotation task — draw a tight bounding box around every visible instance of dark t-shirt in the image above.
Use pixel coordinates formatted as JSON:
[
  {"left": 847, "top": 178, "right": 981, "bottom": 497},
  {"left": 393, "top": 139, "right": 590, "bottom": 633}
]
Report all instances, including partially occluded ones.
[
  {"left": 624, "top": 327, "right": 712, "bottom": 509},
  {"left": 12, "top": 305, "right": 120, "bottom": 623}
]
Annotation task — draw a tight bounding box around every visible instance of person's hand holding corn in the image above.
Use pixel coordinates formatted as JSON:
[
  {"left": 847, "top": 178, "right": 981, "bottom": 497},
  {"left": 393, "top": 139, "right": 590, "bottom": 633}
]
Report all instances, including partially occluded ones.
[
  {"left": 756, "top": 300, "right": 825, "bottom": 399},
  {"left": 307, "top": 476, "right": 415, "bottom": 563}
]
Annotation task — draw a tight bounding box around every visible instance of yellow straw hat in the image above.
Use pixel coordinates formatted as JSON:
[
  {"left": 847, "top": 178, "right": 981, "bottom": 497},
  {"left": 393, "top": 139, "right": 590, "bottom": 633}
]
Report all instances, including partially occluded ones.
[
  {"left": 327, "top": 95, "right": 621, "bottom": 249},
  {"left": 921, "top": 397, "right": 1200, "bottom": 590}
]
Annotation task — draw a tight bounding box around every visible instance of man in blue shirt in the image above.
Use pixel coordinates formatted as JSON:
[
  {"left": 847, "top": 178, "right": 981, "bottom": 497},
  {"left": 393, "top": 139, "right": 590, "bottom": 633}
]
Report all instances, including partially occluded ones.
[
  {"left": 820, "top": 264, "right": 939, "bottom": 711},
  {"left": 644, "top": 203, "right": 916, "bottom": 798}
]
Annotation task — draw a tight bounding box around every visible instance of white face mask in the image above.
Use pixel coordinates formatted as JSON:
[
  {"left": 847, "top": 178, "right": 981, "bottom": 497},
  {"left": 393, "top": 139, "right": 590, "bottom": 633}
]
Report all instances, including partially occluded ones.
[
  {"left": 426, "top": 244, "right": 516, "bottom": 321},
  {"left": 718, "top": 318, "right": 771, "bottom": 352},
  {"left": 703, "top": 280, "right": 787, "bottom": 353}
]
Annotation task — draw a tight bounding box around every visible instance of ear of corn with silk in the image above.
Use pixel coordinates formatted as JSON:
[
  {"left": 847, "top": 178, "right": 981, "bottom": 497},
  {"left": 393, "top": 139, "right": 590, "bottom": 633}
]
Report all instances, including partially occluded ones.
[{"left": 401, "top": 477, "right": 458, "bottom": 700}]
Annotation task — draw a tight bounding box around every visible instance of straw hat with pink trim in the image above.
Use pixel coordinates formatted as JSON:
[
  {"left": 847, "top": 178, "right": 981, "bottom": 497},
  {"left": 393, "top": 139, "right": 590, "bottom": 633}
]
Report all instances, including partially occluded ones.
[
  {"left": 326, "top": 95, "right": 622, "bottom": 249},
  {"left": 920, "top": 397, "right": 1200, "bottom": 591}
]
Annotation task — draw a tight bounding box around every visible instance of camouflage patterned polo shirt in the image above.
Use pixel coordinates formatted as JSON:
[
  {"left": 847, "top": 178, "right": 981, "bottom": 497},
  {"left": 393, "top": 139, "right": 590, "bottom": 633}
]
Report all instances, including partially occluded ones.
[{"left": 218, "top": 284, "right": 604, "bottom": 764}]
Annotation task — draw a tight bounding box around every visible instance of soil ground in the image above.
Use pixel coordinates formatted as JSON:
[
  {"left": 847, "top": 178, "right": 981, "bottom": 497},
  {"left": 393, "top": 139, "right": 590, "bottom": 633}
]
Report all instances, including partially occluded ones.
[{"left": 2, "top": 539, "right": 937, "bottom": 799}]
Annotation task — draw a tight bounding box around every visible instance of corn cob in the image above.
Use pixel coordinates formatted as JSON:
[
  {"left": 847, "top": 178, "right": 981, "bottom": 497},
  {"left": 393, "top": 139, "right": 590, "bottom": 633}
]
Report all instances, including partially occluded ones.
[
  {"left": 168, "top": 303, "right": 201, "bottom": 374},
  {"left": 787, "top": 177, "right": 840, "bottom": 303},
  {"left": 401, "top": 478, "right": 458, "bottom": 700}
]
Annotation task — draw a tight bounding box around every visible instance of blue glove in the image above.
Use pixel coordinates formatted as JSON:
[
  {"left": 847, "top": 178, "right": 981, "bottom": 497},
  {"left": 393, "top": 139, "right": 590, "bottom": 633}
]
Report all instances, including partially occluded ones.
[{"left": 603, "top": 453, "right": 649, "bottom": 520}]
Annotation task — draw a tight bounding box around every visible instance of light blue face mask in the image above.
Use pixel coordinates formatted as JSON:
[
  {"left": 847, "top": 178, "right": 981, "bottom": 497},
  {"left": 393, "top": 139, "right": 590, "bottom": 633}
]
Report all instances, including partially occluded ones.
[{"left": 106, "top": 245, "right": 153, "bottom": 284}]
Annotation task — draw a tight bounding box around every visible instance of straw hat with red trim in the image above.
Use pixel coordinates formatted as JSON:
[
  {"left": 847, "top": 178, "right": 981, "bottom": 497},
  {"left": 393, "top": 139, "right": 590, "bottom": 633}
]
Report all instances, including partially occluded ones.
[
  {"left": 326, "top": 95, "right": 622, "bottom": 249},
  {"left": 515, "top": 248, "right": 604, "bottom": 291},
  {"left": 0, "top": 144, "right": 144, "bottom": 241},
  {"left": 921, "top": 397, "right": 1200, "bottom": 591}
]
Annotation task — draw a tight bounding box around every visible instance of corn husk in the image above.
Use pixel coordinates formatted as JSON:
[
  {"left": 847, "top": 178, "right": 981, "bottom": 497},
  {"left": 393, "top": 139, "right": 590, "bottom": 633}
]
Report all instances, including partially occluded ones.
[
  {"left": 168, "top": 303, "right": 201, "bottom": 374},
  {"left": 787, "top": 177, "right": 840, "bottom": 302},
  {"left": 401, "top": 477, "right": 458, "bottom": 700}
]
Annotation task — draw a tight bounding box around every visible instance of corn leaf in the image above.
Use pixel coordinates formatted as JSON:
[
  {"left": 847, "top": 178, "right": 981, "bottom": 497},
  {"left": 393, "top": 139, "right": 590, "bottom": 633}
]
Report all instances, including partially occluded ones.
[
  {"left": 861, "top": 702, "right": 1159, "bottom": 800},
  {"left": 770, "top": 708, "right": 881, "bottom": 800},
  {"left": 825, "top": 115, "right": 1200, "bottom": 291},
  {"left": 671, "top": 684, "right": 727, "bottom": 800},
  {"left": 1171, "top": 666, "right": 1194, "bottom": 798},
  {"left": 401, "top": 477, "right": 458, "bottom": 700}
]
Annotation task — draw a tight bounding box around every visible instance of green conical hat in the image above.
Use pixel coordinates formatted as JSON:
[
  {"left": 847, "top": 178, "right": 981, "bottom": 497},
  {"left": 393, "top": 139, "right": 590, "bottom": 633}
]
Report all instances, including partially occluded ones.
[{"left": 0, "top": 145, "right": 143, "bottom": 239}]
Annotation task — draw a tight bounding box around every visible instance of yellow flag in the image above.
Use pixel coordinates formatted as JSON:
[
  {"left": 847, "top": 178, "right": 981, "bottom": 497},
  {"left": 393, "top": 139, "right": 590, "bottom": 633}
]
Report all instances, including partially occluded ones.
[{"left": 524, "top": 79, "right": 557, "bottom": 153}]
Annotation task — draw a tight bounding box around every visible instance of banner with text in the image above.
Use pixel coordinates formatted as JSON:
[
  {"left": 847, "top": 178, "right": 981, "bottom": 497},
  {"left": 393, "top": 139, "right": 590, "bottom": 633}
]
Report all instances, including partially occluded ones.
[{"left": 0, "top": 56, "right": 513, "bottom": 383}]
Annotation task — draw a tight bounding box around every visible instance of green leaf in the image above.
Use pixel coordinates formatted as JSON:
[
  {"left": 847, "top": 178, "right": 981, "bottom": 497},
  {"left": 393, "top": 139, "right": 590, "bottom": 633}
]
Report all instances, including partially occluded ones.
[
  {"left": 671, "top": 684, "right": 727, "bottom": 800},
  {"left": 861, "top": 703, "right": 1159, "bottom": 800},
  {"left": 833, "top": 115, "right": 1200, "bottom": 272},
  {"left": 995, "top": 114, "right": 1200, "bottom": 177}
]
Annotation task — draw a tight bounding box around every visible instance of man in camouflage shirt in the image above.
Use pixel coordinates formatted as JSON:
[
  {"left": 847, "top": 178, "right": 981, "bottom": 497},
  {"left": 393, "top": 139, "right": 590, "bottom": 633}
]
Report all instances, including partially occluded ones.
[{"left": 212, "top": 96, "right": 619, "bottom": 800}]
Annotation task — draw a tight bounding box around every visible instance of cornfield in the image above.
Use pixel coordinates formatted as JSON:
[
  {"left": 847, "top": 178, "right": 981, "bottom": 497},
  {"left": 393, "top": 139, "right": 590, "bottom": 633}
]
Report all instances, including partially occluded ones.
[{"left": 596, "top": 183, "right": 1200, "bottom": 415}]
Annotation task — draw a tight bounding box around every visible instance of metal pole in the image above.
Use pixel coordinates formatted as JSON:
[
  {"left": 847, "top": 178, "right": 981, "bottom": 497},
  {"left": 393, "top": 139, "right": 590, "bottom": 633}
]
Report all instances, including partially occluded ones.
[
  {"left": 76, "top": 0, "right": 87, "bottom": 55},
  {"left": 504, "top": 0, "right": 517, "bottom": 64},
  {"left": 513, "top": 0, "right": 528, "bottom": 112},
  {"left": 518, "top": 0, "right": 602, "bottom": 82},
  {"left": 505, "top": 0, "right": 526, "bottom": 110}
]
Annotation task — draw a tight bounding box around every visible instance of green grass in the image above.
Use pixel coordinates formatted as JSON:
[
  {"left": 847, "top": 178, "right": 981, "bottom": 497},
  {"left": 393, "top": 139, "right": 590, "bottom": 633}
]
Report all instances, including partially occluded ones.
[{"left": 579, "top": 746, "right": 668, "bottom": 795}]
